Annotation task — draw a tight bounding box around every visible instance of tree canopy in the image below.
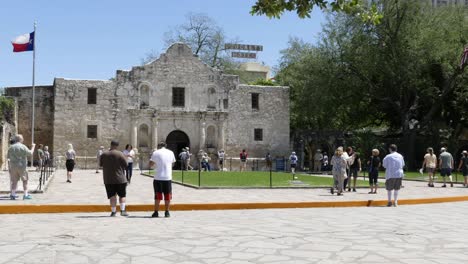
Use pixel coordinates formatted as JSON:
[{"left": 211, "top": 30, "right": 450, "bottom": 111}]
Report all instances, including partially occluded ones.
[
  {"left": 276, "top": 0, "right": 468, "bottom": 167},
  {"left": 251, "top": 0, "right": 383, "bottom": 24}
]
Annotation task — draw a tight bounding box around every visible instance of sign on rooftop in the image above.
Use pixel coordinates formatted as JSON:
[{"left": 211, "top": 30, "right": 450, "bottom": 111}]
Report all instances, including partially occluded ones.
[
  {"left": 231, "top": 52, "right": 256, "bottom": 59},
  {"left": 225, "top": 43, "right": 263, "bottom": 51},
  {"left": 225, "top": 43, "right": 263, "bottom": 59}
]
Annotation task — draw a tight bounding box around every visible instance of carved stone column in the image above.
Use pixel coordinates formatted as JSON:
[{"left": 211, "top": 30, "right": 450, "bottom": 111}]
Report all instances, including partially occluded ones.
[
  {"left": 152, "top": 119, "right": 158, "bottom": 150},
  {"left": 218, "top": 121, "right": 225, "bottom": 151},
  {"left": 200, "top": 121, "right": 206, "bottom": 150},
  {"left": 131, "top": 120, "right": 138, "bottom": 148}
]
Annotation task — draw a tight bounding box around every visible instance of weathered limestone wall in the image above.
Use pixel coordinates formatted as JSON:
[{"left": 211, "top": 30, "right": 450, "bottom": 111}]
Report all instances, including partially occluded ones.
[
  {"left": 0, "top": 122, "right": 16, "bottom": 170},
  {"left": 115, "top": 43, "right": 237, "bottom": 113},
  {"left": 52, "top": 78, "right": 123, "bottom": 167},
  {"left": 226, "top": 85, "right": 290, "bottom": 159},
  {"left": 4, "top": 86, "right": 54, "bottom": 160}
]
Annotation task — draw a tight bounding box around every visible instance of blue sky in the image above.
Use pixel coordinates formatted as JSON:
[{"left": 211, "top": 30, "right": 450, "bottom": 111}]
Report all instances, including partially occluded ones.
[{"left": 0, "top": 0, "right": 325, "bottom": 87}]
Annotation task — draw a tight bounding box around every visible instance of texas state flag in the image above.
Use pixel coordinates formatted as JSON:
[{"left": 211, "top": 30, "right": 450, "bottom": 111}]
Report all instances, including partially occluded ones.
[{"left": 11, "top": 32, "right": 34, "bottom": 52}]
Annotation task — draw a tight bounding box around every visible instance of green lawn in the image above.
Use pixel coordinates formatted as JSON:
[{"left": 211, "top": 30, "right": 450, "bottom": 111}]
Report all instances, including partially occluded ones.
[
  {"left": 401, "top": 171, "right": 466, "bottom": 183},
  {"left": 146, "top": 170, "right": 369, "bottom": 188}
]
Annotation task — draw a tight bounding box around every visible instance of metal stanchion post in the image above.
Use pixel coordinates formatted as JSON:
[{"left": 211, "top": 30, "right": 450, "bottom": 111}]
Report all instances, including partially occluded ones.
[
  {"left": 84, "top": 151, "right": 88, "bottom": 170},
  {"left": 270, "top": 166, "right": 272, "bottom": 188},
  {"left": 181, "top": 160, "right": 184, "bottom": 183},
  {"left": 198, "top": 165, "right": 201, "bottom": 187}
]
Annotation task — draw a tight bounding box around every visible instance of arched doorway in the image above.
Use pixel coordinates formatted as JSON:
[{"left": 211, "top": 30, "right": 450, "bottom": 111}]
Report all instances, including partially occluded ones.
[{"left": 166, "top": 130, "right": 190, "bottom": 169}]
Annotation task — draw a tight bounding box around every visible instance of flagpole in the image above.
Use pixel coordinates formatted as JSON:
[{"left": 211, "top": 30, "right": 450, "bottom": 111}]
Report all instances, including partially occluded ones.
[
  {"left": 32, "top": 22, "right": 36, "bottom": 145},
  {"left": 31, "top": 21, "right": 36, "bottom": 166}
]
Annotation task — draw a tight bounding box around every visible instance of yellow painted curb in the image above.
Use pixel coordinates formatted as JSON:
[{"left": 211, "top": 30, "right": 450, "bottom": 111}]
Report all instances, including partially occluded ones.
[{"left": 1, "top": 195, "right": 468, "bottom": 214}]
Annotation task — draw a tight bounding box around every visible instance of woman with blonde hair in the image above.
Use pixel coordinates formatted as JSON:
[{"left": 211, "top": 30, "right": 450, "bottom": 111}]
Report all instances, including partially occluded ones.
[
  {"left": 330, "top": 147, "right": 347, "bottom": 196},
  {"left": 422, "top": 147, "right": 437, "bottom": 187},
  {"left": 65, "top": 144, "right": 76, "bottom": 183},
  {"left": 367, "top": 149, "right": 381, "bottom": 194}
]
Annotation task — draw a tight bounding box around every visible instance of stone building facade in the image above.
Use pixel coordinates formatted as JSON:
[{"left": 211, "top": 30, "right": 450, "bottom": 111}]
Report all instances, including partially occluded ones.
[{"left": 5, "top": 43, "right": 290, "bottom": 170}]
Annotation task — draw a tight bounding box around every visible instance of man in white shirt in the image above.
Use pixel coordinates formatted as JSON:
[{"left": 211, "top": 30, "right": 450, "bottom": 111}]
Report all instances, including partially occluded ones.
[
  {"left": 149, "top": 142, "right": 176, "bottom": 218},
  {"left": 383, "top": 144, "right": 405, "bottom": 207}
]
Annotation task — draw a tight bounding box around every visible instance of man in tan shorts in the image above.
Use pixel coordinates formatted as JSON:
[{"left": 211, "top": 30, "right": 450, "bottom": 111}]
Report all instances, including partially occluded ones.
[{"left": 8, "top": 134, "right": 35, "bottom": 200}]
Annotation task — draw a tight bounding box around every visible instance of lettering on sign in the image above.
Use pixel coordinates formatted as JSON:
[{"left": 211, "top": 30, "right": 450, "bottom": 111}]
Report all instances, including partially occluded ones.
[
  {"left": 225, "top": 43, "right": 263, "bottom": 51},
  {"left": 231, "top": 52, "right": 257, "bottom": 59}
]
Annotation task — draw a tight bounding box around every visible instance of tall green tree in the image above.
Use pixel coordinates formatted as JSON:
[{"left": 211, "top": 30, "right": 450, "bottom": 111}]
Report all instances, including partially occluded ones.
[
  {"left": 277, "top": 0, "right": 468, "bottom": 168},
  {"left": 251, "top": 0, "right": 382, "bottom": 24}
]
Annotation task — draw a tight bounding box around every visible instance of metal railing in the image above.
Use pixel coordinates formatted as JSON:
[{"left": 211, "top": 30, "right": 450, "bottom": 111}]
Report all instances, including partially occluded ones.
[{"left": 37, "top": 158, "right": 54, "bottom": 191}]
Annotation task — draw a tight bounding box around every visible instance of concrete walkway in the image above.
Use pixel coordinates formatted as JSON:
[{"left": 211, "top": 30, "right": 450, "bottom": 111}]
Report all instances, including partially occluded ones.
[
  {"left": 0, "top": 169, "right": 467, "bottom": 205},
  {"left": 2, "top": 202, "right": 468, "bottom": 264}
]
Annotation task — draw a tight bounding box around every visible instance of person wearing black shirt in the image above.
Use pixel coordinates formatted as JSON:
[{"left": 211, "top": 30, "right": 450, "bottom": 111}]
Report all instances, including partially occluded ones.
[
  {"left": 458, "top": 150, "right": 468, "bottom": 187},
  {"left": 348, "top": 151, "right": 362, "bottom": 192},
  {"left": 367, "top": 149, "right": 381, "bottom": 194}
]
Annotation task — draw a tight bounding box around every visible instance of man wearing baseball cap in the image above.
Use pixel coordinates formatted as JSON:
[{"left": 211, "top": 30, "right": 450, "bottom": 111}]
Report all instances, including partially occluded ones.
[{"left": 439, "top": 147, "right": 454, "bottom": 187}]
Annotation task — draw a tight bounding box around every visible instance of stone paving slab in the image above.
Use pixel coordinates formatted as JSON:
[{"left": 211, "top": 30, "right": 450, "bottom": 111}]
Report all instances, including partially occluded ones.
[
  {"left": 1, "top": 202, "right": 468, "bottom": 263},
  {"left": 0, "top": 169, "right": 53, "bottom": 194},
  {"left": 0, "top": 169, "right": 467, "bottom": 205}
]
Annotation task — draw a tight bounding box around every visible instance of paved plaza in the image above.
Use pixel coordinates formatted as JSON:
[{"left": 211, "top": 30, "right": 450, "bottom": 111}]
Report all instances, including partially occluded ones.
[
  {"left": 0, "top": 170, "right": 45, "bottom": 195},
  {"left": 1, "top": 202, "right": 468, "bottom": 264},
  {"left": 1, "top": 169, "right": 468, "bottom": 263},
  {"left": 0, "top": 169, "right": 468, "bottom": 205}
]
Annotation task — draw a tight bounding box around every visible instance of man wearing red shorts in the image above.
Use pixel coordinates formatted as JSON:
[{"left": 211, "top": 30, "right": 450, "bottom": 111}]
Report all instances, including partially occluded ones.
[{"left": 150, "top": 142, "right": 176, "bottom": 218}]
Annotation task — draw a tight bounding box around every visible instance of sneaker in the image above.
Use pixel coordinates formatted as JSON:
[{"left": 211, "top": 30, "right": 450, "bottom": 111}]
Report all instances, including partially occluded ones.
[
  {"left": 165, "top": 211, "right": 170, "bottom": 218},
  {"left": 9, "top": 195, "right": 16, "bottom": 200},
  {"left": 451, "top": 182, "right": 453, "bottom": 187},
  {"left": 23, "top": 194, "right": 32, "bottom": 200},
  {"left": 151, "top": 211, "right": 159, "bottom": 218},
  {"left": 442, "top": 184, "right": 447, "bottom": 188},
  {"left": 368, "top": 191, "right": 373, "bottom": 194},
  {"left": 110, "top": 212, "right": 116, "bottom": 217},
  {"left": 387, "top": 202, "right": 393, "bottom": 207},
  {"left": 352, "top": 188, "right": 356, "bottom": 192},
  {"left": 337, "top": 193, "right": 343, "bottom": 196},
  {"left": 330, "top": 187, "right": 334, "bottom": 195},
  {"left": 120, "top": 210, "right": 129, "bottom": 217},
  {"left": 394, "top": 202, "right": 398, "bottom": 207},
  {"left": 348, "top": 188, "right": 351, "bottom": 192},
  {"left": 66, "top": 180, "right": 71, "bottom": 183}
]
